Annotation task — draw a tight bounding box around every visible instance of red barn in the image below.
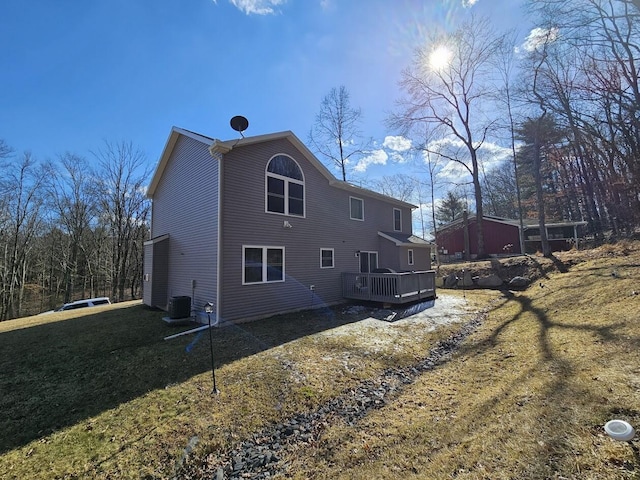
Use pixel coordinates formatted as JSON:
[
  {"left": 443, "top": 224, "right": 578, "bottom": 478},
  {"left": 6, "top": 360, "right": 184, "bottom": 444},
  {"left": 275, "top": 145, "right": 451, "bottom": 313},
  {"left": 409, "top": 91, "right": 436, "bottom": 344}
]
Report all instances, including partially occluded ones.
[{"left": 435, "top": 215, "right": 587, "bottom": 260}]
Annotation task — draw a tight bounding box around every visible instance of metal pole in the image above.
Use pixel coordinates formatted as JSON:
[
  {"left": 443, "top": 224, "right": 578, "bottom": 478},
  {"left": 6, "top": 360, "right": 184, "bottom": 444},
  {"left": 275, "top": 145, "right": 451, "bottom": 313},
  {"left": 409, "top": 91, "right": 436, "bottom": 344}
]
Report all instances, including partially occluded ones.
[{"left": 207, "top": 312, "right": 219, "bottom": 395}]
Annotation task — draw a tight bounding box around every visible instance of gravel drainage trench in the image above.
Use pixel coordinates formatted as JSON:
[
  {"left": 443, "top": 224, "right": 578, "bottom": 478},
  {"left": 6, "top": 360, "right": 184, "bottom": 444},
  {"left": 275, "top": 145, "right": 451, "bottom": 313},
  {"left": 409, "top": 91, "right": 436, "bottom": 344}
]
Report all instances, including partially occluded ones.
[{"left": 179, "top": 297, "right": 488, "bottom": 480}]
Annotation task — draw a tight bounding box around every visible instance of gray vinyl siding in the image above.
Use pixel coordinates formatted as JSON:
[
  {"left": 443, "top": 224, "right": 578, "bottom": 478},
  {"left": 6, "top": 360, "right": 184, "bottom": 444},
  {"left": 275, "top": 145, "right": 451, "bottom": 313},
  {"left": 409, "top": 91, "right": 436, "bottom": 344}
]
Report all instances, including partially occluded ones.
[
  {"left": 143, "top": 242, "right": 153, "bottom": 306},
  {"left": 219, "top": 138, "right": 413, "bottom": 321},
  {"left": 151, "top": 135, "right": 218, "bottom": 313},
  {"left": 378, "top": 238, "right": 432, "bottom": 272},
  {"left": 413, "top": 248, "right": 432, "bottom": 270},
  {"left": 378, "top": 238, "right": 401, "bottom": 271}
]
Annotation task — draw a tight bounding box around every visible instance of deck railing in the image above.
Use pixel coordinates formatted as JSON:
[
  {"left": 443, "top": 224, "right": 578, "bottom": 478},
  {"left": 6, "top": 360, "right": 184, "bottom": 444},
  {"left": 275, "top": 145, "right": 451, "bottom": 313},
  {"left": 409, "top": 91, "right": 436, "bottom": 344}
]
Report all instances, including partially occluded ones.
[{"left": 342, "top": 270, "right": 436, "bottom": 304}]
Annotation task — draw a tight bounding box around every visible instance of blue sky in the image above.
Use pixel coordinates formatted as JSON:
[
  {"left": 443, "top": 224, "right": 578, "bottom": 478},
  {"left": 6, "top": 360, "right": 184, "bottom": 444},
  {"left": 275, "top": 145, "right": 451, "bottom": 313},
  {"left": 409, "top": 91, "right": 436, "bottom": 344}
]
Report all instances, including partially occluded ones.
[{"left": 1, "top": 0, "right": 531, "bottom": 191}]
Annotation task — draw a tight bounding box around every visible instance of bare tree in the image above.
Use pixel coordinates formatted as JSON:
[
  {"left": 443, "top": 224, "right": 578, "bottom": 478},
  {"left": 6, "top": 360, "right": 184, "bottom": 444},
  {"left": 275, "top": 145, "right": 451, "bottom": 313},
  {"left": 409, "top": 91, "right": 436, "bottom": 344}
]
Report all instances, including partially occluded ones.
[
  {"left": 0, "top": 139, "right": 13, "bottom": 159},
  {"left": 92, "top": 141, "right": 150, "bottom": 303},
  {"left": 527, "top": 0, "right": 640, "bottom": 236},
  {"left": 308, "top": 85, "right": 367, "bottom": 181},
  {"left": 421, "top": 150, "right": 441, "bottom": 268},
  {"left": 495, "top": 30, "right": 527, "bottom": 253},
  {"left": 390, "top": 15, "right": 506, "bottom": 258},
  {"left": 365, "top": 173, "right": 415, "bottom": 201},
  {"left": 0, "top": 152, "right": 48, "bottom": 319},
  {"left": 481, "top": 161, "right": 520, "bottom": 219},
  {"left": 49, "top": 153, "right": 97, "bottom": 303}
]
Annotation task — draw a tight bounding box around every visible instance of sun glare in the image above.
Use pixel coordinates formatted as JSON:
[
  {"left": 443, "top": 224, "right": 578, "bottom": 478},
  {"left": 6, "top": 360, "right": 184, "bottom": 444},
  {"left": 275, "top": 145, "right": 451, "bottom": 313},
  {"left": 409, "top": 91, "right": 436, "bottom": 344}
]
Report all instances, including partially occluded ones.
[{"left": 429, "top": 45, "right": 452, "bottom": 71}]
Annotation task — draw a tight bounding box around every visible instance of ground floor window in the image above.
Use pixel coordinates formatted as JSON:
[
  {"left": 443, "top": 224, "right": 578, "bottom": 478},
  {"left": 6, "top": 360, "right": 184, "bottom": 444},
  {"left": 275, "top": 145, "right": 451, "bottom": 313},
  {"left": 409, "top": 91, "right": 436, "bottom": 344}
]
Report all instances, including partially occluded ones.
[
  {"left": 408, "top": 249, "right": 414, "bottom": 266},
  {"left": 243, "top": 246, "right": 285, "bottom": 284},
  {"left": 320, "top": 248, "right": 334, "bottom": 268},
  {"left": 359, "top": 251, "right": 378, "bottom": 273}
]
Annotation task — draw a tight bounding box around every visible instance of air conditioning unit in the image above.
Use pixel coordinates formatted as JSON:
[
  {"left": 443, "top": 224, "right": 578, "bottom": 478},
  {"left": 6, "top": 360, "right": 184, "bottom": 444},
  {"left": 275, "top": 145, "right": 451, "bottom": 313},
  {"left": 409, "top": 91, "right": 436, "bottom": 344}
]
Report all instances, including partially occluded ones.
[{"left": 168, "top": 296, "right": 191, "bottom": 319}]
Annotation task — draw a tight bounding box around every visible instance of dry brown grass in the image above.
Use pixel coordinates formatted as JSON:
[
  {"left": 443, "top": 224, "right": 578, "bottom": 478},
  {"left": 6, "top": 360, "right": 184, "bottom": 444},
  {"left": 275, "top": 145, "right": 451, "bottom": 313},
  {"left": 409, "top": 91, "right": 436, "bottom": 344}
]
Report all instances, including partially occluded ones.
[
  {"left": 1, "top": 241, "right": 639, "bottom": 479},
  {"left": 0, "top": 294, "right": 480, "bottom": 479},
  {"left": 281, "top": 242, "right": 640, "bottom": 479}
]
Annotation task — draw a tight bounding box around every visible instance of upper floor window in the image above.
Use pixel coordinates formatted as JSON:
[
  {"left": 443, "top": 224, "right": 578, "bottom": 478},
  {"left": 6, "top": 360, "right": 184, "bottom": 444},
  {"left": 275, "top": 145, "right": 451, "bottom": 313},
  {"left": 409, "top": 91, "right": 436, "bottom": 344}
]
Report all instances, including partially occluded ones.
[
  {"left": 393, "top": 208, "right": 402, "bottom": 231},
  {"left": 350, "top": 196, "right": 364, "bottom": 221},
  {"left": 266, "top": 155, "right": 304, "bottom": 217}
]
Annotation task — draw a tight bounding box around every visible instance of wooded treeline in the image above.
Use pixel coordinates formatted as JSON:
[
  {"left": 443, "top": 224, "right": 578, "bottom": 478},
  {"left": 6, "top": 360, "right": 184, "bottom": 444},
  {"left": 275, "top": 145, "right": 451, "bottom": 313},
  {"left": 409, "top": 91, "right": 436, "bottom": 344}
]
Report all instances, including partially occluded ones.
[
  {"left": 490, "top": 0, "right": 640, "bottom": 240},
  {"left": 4, "top": 0, "right": 640, "bottom": 317},
  {"left": 0, "top": 140, "right": 150, "bottom": 320},
  {"left": 385, "top": 0, "right": 640, "bottom": 255}
]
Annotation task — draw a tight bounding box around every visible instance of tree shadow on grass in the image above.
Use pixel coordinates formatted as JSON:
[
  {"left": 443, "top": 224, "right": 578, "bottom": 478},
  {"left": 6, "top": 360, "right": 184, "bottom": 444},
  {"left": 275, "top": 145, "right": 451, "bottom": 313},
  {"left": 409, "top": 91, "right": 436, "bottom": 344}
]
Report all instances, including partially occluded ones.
[
  {"left": 548, "top": 253, "right": 570, "bottom": 273},
  {"left": 477, "top": 290, "right": 629, "bottom": 359},
  {"left": 450, "top": 289, "right": 638, "bottom": 475},
  {"left": 0, "top": 302, "right": 367, "bottom": 454}
]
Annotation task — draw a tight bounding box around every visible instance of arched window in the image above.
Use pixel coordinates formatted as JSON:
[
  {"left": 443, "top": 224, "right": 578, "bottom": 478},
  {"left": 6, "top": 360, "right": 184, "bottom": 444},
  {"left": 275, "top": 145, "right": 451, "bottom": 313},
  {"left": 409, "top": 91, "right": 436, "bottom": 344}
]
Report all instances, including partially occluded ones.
[{"left": 266, "top": 155, "right": 305, "bottom": 217}]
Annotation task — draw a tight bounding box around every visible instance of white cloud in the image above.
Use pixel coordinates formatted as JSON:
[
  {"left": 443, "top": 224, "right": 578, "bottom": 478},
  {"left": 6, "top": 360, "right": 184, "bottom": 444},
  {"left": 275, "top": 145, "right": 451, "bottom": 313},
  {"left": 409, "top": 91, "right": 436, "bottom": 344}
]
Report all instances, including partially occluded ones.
[
  {"left": 462, "top": 0, "right": 479, "bottom": 7},
  {"left": 478, "top": 142, "right": 512, "bottom": 168},
  {"left": 389, "top": 152, "right": 407, "bottom": 164},
  {"left": 437, "top": 160, "right": 470, "bottom": 183},
  {"left": 520, "top": 27, "right": 559, "bottom": 53},
  {"left": 351, "top": 135, "right": 411, "bottom": 172},
  {"left": 354, "top": 149, "right": 388, "bottom": 173},
  {"left": 382, "top": 135, "right": 412, "bottom": 152},
  {"left": 423, "top": 137, "right": 512, "bottom": 182},
  {"left": 228, "top": 0, "right": 285, "bottom": 15}
]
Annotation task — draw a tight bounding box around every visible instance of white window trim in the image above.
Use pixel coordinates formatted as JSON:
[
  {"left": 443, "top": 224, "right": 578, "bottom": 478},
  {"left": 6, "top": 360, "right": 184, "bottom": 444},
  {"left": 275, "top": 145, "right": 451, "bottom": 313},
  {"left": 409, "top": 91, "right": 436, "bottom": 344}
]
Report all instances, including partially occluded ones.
[
  {"left": 320, "top": 248, "right": 335, "bottom": 269},
  {"left": 349, "top": 196, "right": 364, "bottom": 221},
  {"left": 393, "top": 208, "right": 402, "bottom": 231},
  {"left": 408, "top": 249, "right": 414, "bottom": 266},
  {"left": 265, "top": 154, "right": 306, "bottom": 218},
  {"left": 242, "top": 245, "right": 285, "bottom": 285}
]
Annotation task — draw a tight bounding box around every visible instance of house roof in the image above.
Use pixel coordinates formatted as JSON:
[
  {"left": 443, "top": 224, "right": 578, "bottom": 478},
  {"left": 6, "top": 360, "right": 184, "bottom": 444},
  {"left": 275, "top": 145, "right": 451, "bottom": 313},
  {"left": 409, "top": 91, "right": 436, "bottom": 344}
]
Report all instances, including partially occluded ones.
[
  {"left": 147, "top": 127, "right": 417, "bottom": 209},
  {"left": 378, "top": 231, "right": 433, "bottom": 248},
  {"left": 437, "top": 214, "right": 587, "bottom": 233}
]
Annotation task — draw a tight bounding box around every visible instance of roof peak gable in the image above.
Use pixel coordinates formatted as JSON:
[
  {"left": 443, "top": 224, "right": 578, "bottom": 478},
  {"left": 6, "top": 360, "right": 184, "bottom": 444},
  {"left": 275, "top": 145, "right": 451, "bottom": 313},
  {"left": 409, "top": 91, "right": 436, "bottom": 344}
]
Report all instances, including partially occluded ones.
[{"left": 147, "top": 127, "right": 416, "bottom": 208}]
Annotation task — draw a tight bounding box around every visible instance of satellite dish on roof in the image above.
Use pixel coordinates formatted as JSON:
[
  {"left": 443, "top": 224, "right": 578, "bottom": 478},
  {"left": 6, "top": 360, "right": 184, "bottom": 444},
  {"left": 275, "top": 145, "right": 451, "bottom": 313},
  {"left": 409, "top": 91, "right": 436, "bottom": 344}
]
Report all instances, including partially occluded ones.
[{"left": 230, "top": 115, "right": 249, "bottom": 137}]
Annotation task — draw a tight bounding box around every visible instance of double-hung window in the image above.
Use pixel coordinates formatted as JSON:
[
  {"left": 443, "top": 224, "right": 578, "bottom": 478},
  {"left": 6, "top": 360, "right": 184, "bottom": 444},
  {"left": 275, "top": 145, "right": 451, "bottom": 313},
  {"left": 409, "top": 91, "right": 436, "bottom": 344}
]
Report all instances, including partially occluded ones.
[
  {"left": 266, "top": 155, "right": 304, "bottom": 217},
  {"left": 320, "top": 248, "right": 334, "bottom": 268},
  {"left": 393, "top": 208, "right": 402, "bottom": 231},
  {"left": 243, "top": 246, "right": 285, "bottom": 284},
  {"left": 350, "top": 197, "right": 364, "bottom": 221}
]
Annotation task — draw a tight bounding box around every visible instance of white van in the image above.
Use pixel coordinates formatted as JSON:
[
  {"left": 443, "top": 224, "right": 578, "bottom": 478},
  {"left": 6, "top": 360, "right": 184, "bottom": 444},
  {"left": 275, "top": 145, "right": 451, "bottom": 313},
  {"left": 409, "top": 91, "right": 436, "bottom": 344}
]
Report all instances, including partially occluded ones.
[{"left": 56, "top": 297, "right": 111, "bottom": 311}]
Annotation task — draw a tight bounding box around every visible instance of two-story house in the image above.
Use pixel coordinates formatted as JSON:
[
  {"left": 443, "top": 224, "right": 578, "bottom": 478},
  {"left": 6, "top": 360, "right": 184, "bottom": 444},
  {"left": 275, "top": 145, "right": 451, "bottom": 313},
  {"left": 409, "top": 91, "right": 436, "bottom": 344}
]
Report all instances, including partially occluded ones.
[{"left": 143, "top": 127, "right": 433, "bottom": 323}]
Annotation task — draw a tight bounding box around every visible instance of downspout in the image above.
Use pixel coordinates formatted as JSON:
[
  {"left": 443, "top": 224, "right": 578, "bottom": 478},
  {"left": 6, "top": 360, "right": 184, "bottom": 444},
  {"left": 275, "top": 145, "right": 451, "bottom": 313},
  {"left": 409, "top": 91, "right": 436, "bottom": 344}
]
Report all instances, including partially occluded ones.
[
  {"left": 209, "top": 140, "right": 231, "bottom": 327},
  {"left": 216, "top": 154, "right": 222, "bottom": 326}
]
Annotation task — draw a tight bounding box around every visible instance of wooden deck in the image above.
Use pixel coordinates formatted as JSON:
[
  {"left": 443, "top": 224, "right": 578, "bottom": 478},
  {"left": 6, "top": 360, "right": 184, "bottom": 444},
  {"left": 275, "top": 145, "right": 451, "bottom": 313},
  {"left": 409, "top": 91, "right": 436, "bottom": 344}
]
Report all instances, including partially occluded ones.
[{"left": 342, "top": 270, "right": 436, "bottom": 304}]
